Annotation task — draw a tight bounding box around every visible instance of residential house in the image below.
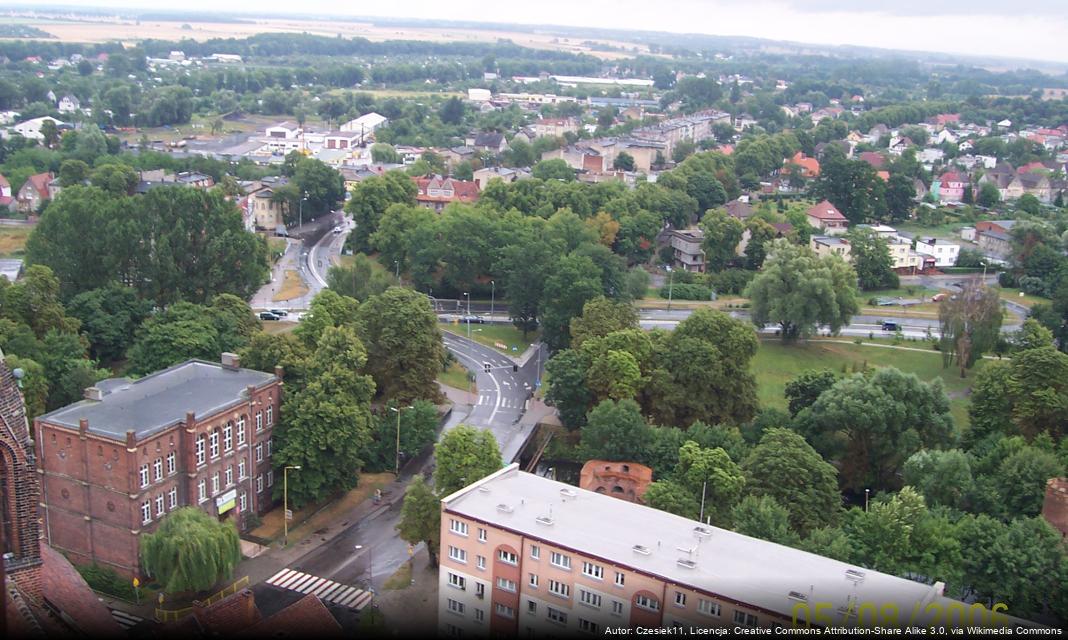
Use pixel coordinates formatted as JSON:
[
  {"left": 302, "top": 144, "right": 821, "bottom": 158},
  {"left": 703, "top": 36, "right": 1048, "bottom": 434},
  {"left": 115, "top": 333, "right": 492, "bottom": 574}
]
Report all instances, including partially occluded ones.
[
  {"left": 474, "top": 166, "right": 523, "bottom": 190},
  {"left": 176, "top": 171, "right": 215, "bottom": 189},
  {"left": 246, "top": 180, "right": 288, "bottom": 233},
  {"left": 724, "top": 199, "right": 754, "bottom": 220},
  {"left": 914, "top": 237, "right": 961, "bottom": 267},
  {"left": 975, "top": 220, "right": 1017, "bottom": 258},
  {"left": 806, "top": 200, "right": 849, "bottom": 235},
  {"left": 919, "top": 148, "right": 945, "bottom": 166},
  {"left": 0, "top": 172, "right": 10, "bottom": 197},
  {"left": 666, "top": 228, "right": 705, "bottom": 273},
  {"left": 467, "top": 88, "right": 492, "bottom": 102},
  {"left": 165, "top": 588, "right": 343, "bottom": 638},
  {"left": 858, "top": 151, "right": 887, "bottom": 169},
  {"left": 16, "top": 172, "right": 58, "bottom": 213},
  {"left": 783, "top": 151, "right": 820, "bottom": 178},
  {"left": 57, "top": 94, "right": 81, "bottom": 113},
  {"left": 11, "top": 116, "right": 69, "bottom": 141},
  {"left": 322, "top": 131, "right": 363, "bottom": 151},
  {"left": 533, "top": 117, "right": 579, "bottom": 138},
  {"left": 442, "top": 146, "right": 479, "bottom": 168},
  {"left": 888, "top": 136, "right": 915, "bottom": 156},
  {"left": 933, "top": 170, "right": 967, "bottom": 203},
  {"left": 960, "top": 226, "right": 977, "bottom": 242},
  {"left": 809, "top": 235, "right": 851, "bottom": 260},
  {"left": 814, "top": 140, "right": 852, "bottom": 160},
  {"left": 471, "top": 132, "right": 507, "bottom": 154},
  {"left": 866, "top": 124, "right": 890, "bottom": 144},
  {"left": 414, "top": 176, "right": 480, "bottom": 212}
]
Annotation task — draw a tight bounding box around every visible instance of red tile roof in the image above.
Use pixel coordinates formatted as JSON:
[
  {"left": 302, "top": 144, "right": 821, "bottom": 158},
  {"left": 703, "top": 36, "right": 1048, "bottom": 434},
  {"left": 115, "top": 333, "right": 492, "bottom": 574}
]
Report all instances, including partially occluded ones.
[
  {"left": 241, "top": 594, "right": 342, "bottom": 638},
  {"left": 807, "top": 200, "right": 847, "bottom": 222},
  {"left": 413, "top": 176, "right": 480, "bottom": 205},
  {"left": 22, "top": 172, "right": 53, "bottom": 200},
  {"left": 38, "top": 545, "right": 125, "bottom": 636},
  {"left": 785, "top": 151, "right": 820, "bottom": 177},
  {"left": 0, "top": 173, "right": 9, "bottom": 188},
  {"left": 191, "top": 589, "right": 262, "bottom": 634},
  {"left": 858, "top": 151, "right": 886, "bottom": 169}
]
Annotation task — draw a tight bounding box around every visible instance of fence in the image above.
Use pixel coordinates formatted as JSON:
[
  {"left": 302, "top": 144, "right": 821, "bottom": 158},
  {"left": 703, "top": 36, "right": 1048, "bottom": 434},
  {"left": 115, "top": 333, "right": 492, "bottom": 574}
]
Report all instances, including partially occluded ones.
[{"left": 154, "top": 576, "right": 250, "bottom": 622}]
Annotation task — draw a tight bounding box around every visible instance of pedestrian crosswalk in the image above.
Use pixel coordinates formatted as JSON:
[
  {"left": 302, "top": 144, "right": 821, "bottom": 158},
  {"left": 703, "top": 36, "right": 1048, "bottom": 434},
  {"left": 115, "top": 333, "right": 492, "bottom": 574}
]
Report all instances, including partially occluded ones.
[
  {"left": 265, "top": 569, "right": 373, "bottom": 611},
  {"left": 109, "top": 608, "right": 143, "bottom": 630}
]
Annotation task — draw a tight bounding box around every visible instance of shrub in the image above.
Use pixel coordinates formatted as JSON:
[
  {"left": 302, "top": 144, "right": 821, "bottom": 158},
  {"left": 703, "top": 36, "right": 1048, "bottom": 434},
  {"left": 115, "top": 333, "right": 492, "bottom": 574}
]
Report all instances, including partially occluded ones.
[
  {"left": 77, "top": 563, "right": 138, "bottom": 600},
  {"left": 659, "top": 283, "right": 712, "bottom": 300}
]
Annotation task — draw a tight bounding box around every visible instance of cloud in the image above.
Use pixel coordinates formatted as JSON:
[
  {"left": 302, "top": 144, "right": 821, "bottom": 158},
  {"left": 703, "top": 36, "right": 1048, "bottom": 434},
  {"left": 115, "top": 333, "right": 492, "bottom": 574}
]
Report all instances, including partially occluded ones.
[{"left": 775, "top": 0, "right": 1066, "bottom": 17}]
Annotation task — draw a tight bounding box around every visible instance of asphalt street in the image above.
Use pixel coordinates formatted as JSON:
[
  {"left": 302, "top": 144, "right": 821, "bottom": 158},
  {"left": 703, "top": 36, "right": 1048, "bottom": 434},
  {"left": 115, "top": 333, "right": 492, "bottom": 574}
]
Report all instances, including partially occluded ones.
[
  {"left": 441, "top": 327, "right": 542, "bottom": 427},
  {"left": 250, "top": 212, "right": 348, "bottom": 311}
]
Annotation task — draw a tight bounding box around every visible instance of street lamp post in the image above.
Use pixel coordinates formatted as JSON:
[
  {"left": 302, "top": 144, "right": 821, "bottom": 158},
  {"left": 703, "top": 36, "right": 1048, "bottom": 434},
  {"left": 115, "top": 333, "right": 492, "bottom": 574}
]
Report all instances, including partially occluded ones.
[
  {"left": 490, "top": 280, "right": 495, "bottom": 321},
  {"left": 666, "top": 267, "right": 675, "bottom": 311},
  {"left": 463, "top": 292, "right": 473, "bottom": 405},
  {"left": 298, "top": 193, "right": 308, "bottom": 230},
  {"left": 283, "top": 465, "right": 301, "bottom": 546},
  {"left": 864, "top": 488, "right": 870, "bottom": 512},
  {"left": 389, "top": 405, "right": 413, "bottom": 476},
  {"left": 980, "top": 261, "right": 988, "bottom": 280},
  {"left": 394, "top": 260, "right": 400, "bottom": 281},
  {"left": 354, "top": 544, "right": 374, "bottom": 592}
]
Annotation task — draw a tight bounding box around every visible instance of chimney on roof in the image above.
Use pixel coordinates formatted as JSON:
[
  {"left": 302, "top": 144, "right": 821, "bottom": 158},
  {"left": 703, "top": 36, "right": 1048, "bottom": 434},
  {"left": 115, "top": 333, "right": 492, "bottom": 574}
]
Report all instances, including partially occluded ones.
[
  {"left": 84, "top": 386, "right": 103, "bottom": 401},
  {"left": 79, "top": 418, "right": 88, "bottom": 437},
  {"left": 221, "top": 352, "right": 241, "bottom": 370},
  {"left": 274, "top": 365, "right": 284, "bottom": 380}
]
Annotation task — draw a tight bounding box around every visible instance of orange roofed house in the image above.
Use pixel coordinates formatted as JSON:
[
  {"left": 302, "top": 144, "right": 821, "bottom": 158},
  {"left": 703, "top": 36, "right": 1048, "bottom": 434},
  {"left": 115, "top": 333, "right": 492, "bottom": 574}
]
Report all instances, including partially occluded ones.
[
  {"left": 414, "top": 176, "right": 481, "bottom": 212},
  {"left": 783, "top": 151, "right": 820, "bottom": 178},
  {"left": 806, "top": 200, "right": 849, "bottom": 235}
]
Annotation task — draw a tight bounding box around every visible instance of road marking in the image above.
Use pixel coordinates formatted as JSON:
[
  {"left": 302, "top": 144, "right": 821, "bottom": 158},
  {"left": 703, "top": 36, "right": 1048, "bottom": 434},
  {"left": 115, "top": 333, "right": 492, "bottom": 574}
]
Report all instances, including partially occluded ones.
[
  {"left": 264, "top": 569, "right": 372, "bottom": 611},
  {"left": 110, "top": 609, "right": 143, "bottom": 629}
]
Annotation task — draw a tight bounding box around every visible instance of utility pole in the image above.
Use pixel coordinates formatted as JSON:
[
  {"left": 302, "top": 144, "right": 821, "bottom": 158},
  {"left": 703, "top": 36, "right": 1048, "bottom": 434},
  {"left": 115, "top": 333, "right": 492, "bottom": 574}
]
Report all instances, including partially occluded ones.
[
  {"left": 283, "top": 465, "right": 301, "bottom": 546},
  {"left": 666, "top": 267, "right": 674, "bottom": 311},
  {"left": 490, "top": 280, "right": 495, "bottom": 322},
  {"left": 389, "top": 405, "right": 412, "bottom": 476},
  {"left": 698, "top": 480, "right": 707, "bottom": 523}
]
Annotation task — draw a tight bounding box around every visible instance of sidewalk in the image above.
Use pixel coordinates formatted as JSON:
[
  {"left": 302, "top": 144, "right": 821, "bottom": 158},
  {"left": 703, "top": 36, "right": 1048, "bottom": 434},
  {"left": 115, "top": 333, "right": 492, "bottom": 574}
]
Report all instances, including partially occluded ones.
[{"left": 375, "top": 546, "right": 439, "bottom": 636}]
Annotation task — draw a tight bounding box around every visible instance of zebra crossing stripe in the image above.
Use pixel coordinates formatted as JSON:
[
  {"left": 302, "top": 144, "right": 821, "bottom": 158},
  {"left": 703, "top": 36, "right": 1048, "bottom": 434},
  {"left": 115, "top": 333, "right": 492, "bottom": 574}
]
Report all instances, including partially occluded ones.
[
  {"left": 336, "top": 589, "right": 364, "bottom": 607},
  {"left": 277, "top": 571, "right": 309, "bottom": 590},
  {"left": 266, "top": 568, "right": 295, "bottom": 586},
  {"left": 317, "top": 583, "right": 345, "bottom": 599},
  {"left": 110, "top": 609, "right": 142, "bottom": 628},
  {"left": 298, "top": 577, "right": 328, "bottom": 594},
  {"left": 352, "top": 591, "right": 374, "bottom": 611},
  {"left": 286, "top": 573, "right": 316, "bottom": 591}
]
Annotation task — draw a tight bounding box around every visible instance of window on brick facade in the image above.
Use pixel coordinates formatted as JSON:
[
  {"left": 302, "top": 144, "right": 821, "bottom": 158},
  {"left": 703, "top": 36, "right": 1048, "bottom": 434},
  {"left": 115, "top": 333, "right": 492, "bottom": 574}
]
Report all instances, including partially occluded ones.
[
  {"left": 198, "top": 480, "right": 206, "bottom": 503},
  {"left": 478, "top": 527, "right": 487, "bottom": 542},
  {"left": 237, "top": 418, "right": 246, "bottom": 445},
  {"left": 496, "top": 577, "right": 516, "bottom": 592},
  {"left": 168, "top": 487, "right": 177, "bottom": 509},
  {"left": 579, "top": 589, "right": 601, "bottom": 608},
  {"left": 209, "top": 430, "right": 219, "bottom": 458},
  {"left": 141, "top": 500, "right": 152, "bottom": 524},
  {"left": 579, "top": 619, "right": 600, "bottom": 634},
  {"left": 611, "top": 601, "right": 624, "bottom": 616},
  {"left": 476, "top": 555, "right": 486, "bottom": 570},
  {"left": 255, "top": 444, "right": 263, "bottom": 463},
  {"left": 674, "top": 591, "right": 687, "bottom": 607},
  {"left": 256, "top": 411, "right": 263, "bottom": 432},
  {"left": 166, "top": 451, "right": 176, "bottom": 475},
  {"left": 153, "top": 458, "right": 163, "bottom": 481},
  {"left": 447, "top": 573, "right": 466, "bottom": 590},
  {"left": 446, "top": 599, "right": 464, "bottom": 615},
  {"left": 529, "top": 573, "right": 538, "bottom": 588},
  {"left": 223, "top": 424, "right": 232, "bottom": 452},
  {"left": 155, "top": 494, "right": 164, "bottom": 516},
  {"left": 474, "top": 608, "right": 484, "bottom": 623},
  {"left": 266, "top": 404, "right": 273, "bottom": 426},
  {"left": 530, "top": 545, "right": 540, "bottom": 560},
  {"left": 225, "top": 466, "right": 233, "bottom": 487},
  {"left": 549, "top": 551, "right": 571, "bottom": 570},
  {"left": 267, "top": 470, "right": 274, "bottom": 487},
  {"left": 448, "top": 546, "right": 467, "bottom": 563},
  {"left": 635, "top": 595, "right": 660, "bottom": 611},
  {"left": 548, "top": 580, "right": 569, "bottom": 599},
  {"left": 527, "top": 601, "right": 537, "bottom": 615},
  {"left": 239, "top": 492, "right": 247, "bottom": 512},
  {"left": 547, "top": 607, "right": 567, "bottom": 624},
  {"left": 498, "top": 549, "right": 518, "bottom": 565},
  {"left": 256, "top": 475, "right": 263, "bottom": 493},
  {"left": 267, "top": 439, "right": 272, "bottom": 457},
  {"left": 495, "top": 604, "right": 514, "bottom": 619},
  {"left": 733, "top": 611, "right": 758, "bottom": 627},
  {"left": 698, "top": 599, "right": 721, "bottom": 617},
  {"left": 582, "top": 561, "right": 603, "bottom": 580},
  {"left": 449, "top": 519, "right": 468, "bottom": 536},
  {"left": 211, "top": 472, "right": 220, "bottom": 495},
  {"left": 139, "top": 464, "right": 150, "bottom": 488},
  {"left": 238, "top": 459, "right": 246, "bottom": 480},
  {"left": 196, "top": 435, "right": 206, "bottom": 465},
  {"left": 614, "top": 572, "right": 625, "bottom": 587}
]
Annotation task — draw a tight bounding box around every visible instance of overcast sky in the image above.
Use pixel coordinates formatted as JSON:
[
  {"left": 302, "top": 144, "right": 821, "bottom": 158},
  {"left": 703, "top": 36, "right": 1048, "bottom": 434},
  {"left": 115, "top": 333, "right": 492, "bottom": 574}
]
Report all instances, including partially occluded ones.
[{"left": 29, "top": 0, "right": 1068, "bottom": 65}]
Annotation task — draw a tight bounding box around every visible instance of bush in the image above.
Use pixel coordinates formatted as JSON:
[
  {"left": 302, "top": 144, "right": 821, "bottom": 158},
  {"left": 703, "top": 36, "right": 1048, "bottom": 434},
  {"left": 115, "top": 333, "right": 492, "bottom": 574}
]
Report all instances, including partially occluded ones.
[
  {"left": 998, "top": 271, "right": 1018, "bottom": 288},
  {"left": 77, "top": 563, "right": 138, "bottom": 600},
  {"left": 660, "top": 283, "right": 712, "bottom": 300},
  {"left": 707, "top": 268, "right": 754, "bottom": 295}
]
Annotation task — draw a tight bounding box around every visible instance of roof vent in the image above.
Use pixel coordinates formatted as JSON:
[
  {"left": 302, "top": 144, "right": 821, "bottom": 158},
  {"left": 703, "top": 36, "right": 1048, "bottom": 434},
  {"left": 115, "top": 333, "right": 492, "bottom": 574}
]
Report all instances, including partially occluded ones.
[
  {"left": 559, "top": 488, "right": 577, "bottom": 500},
  {"left": 496, "top": 504, "right": 514, "bottom": 514},
  {"left": 787, "top": 591, "right": 809, "bottom": 602},
  {"left": 693, "top": 526, "right": 712, "bottom": 538},
  {"left": 632, "top": 545, "right": 651, "bottom": 556},
  {"left": 535, "top": 515, "right": 554, "bottom": 526},
  {"left": 677, "top": 559, "right": 697, "bottom": 569},
  {"left": 83, "top": 386, "right": 103, "bottom": 401},
  {"left": 845, "top": 569, "right": 866, "bottom": 584}
]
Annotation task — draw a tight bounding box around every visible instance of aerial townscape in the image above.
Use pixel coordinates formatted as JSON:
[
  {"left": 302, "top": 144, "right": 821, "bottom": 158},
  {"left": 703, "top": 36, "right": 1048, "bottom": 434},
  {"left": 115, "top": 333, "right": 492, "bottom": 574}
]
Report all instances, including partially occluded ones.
[{"left": 1, "top": 3, "right": 1068, "bottom": 639}]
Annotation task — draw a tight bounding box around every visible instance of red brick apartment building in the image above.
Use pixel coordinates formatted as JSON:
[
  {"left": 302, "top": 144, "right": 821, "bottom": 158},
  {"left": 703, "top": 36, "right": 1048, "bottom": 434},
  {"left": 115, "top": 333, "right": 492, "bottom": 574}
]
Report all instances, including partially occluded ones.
[
  {"left": 35, "top": 354, "right": 282, "bottom": 578},
  {"left": 438, "top": 464, "right": 1037, "bottom": 636}
]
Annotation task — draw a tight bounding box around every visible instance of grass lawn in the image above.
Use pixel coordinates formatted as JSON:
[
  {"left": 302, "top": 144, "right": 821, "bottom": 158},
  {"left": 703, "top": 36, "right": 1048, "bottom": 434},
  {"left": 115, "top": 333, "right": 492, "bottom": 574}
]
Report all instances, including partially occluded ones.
[
  {"left": 895, "top": 222, "right": 968, "bottom": 239},
  {"left": 0, "top": 226, "right": 32, "bottom": 257},
  {"left": 382, "top": 561, "right": 413, "bottom": 591},
  {"left": 438, "top": 360, "right": 473, "bottom": 391},
  {"left": 272, "top": 270, "right": 308, "bottom": 302},
  {"left": 994, "top": 287, "right": 1049, "bottom": 308},
  {"left": 752, "top": 338, "right": 983, "bottom": 428},
  {"left": 443, "top": 323, "right": 537, "bottom": 355},
  {"left": 639, "top": 295, "right": 748, "bottom": 310},
  {"left": 267, "top": 237, "right": 288, "bottom": 262},
  {"left": 261, "top": 321, "right": 297, "bottom": 336}
]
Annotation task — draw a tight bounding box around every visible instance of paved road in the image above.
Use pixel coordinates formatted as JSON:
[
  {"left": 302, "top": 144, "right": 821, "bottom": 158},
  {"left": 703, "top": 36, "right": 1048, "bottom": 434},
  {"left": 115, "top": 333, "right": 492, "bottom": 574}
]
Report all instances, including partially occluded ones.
[{"left": 250, "top": 212, "right": 348, "bottom": 311}]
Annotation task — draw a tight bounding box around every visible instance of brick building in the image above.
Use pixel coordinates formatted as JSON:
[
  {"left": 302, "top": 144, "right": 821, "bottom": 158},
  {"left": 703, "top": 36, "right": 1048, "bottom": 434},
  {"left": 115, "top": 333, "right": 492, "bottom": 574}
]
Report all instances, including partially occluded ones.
[
  {"left": 35, "top": 354, "right": 282, "bottom": 578},
  {"left": 438, "top": 464, "right": 1037, "bottom": 636}
]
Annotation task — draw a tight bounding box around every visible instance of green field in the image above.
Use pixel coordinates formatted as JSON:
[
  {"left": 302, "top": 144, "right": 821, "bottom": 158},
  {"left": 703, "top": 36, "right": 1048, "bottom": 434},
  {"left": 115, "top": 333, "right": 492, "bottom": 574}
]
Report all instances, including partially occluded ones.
[
  {"left": 443, "top": 323, "right": 538, "bottom": 355},
  {"left": 994, "top": 287, "right": 1049, "bottom": 309},
  {"left": 752, "top": 338, "right": 983, "bottom": 428},
  {"left": 0, "top": 226, "right": 32, "bottom": 258},
  {"left": 438, "top": 360, "right": 473, "bottom": 391}
]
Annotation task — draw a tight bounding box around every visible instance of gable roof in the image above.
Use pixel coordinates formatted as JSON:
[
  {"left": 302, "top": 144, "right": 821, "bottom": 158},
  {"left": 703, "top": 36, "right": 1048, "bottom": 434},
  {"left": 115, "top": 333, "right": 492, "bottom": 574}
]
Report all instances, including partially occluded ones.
[
  {"left": 724, "top": 199, "right": 753, "bottom": 220},
  {"left": 858, "top": 151, "right": 886, "bottom": 168},
  {"left": 473, "top": 131, "right": 505, "bottom": 148},
  {"left": 241, "top": 594, "right": 342, "bottom": 638},
  {"left": 807, "top": 200, "right": 847, "bottom": 222},
  {"left": 413, "top": 176, "right": 481, "bottom": 204},
  {"left": 21, "top": 172, "right": 52, "bottom": 199}
]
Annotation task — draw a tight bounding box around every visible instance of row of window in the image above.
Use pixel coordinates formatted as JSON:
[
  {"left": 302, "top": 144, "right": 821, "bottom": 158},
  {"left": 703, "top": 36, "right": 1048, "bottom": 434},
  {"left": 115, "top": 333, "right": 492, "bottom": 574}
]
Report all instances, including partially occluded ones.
[
  {"left": 194, "top": 411, "right": 272, "bottom": 466},
  {"left": 139, "top": 452, "right": 177, "bottom": 488},
  {"left": 140, "top": 488, "right": 178, "bottom": 524},
  {"left": 196, "top": 464, "right": 266, "bottom": 503}
]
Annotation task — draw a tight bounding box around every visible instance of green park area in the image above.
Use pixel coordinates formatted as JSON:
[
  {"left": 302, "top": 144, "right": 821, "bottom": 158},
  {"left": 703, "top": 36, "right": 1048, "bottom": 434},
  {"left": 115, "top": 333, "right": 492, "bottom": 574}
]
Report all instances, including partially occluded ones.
[
  {"left": 443, "top": 322, "right": 537, "bottom": 355},
  {"left": 0, "top": 226, "right": 31, "bottom": 258},
  {"left": 752, "top": 338, "right": 984, "bottom": 427}
]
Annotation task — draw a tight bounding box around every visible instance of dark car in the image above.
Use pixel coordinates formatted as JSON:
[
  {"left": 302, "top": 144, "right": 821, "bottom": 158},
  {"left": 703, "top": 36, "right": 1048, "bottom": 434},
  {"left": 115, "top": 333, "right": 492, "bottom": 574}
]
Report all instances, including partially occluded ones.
[
  {"left": 259, "top": 312, "right": 280, "bottom": 321},
  {"left": 881, "top": 321, "right": 899, "bottom": 331},
  {"left": 460, "top": 315, "right": 485, "bottom": 324},
  {"left": 268, "top": 309, "right": 289, "bottom": 317}
]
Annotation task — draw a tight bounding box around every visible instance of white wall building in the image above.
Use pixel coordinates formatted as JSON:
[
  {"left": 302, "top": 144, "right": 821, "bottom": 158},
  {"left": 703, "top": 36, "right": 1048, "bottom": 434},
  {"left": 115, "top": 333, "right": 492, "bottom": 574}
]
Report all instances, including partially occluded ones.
[{"left": 914, "top": 237, "right": 961, "bottom": 267}]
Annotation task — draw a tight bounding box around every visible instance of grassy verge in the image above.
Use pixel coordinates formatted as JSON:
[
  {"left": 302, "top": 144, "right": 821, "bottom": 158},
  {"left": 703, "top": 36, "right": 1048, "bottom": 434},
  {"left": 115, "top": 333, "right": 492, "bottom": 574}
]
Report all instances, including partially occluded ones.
[
  {"left": 438, "top": 361, "right": 473, "bottom": 391},
  {"left": 444, "top": 323, "right": 537, "bottom": 355},
  {"left": 382, "top": 561, "right": 413, "bottom": 591},
  {"left": 272, "top": 270, "right": 308, "bottom": 302},
  {"left": 267, "top": 237, "right": 287, "bottom": 262},
  {"left": 752, "top": 338, "right": 982, "bottom": 428},
  {"left": 261, "top": 321, "right": 298, "bottom": 335},
  {"left": 0, "top": 226, "right": 32, "bottom": 258},
  {"left": 995, "top": 287, "right": 1049, "bottom": 308}
]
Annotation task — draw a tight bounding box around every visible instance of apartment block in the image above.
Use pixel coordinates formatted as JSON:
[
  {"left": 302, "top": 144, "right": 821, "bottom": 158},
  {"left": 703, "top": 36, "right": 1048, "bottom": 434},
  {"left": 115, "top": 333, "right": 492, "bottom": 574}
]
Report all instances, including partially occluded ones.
[
  {"left": 438, "top": 465, "right": 1027, "bottom": 637},
  {"left": 35, "top": 354, "right": 282, "bottom": 578}
]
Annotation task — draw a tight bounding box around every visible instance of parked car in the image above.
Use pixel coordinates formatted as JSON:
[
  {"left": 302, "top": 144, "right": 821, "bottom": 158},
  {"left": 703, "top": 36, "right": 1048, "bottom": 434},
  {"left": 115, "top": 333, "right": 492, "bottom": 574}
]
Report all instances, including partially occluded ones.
[
  {"left": 259, "top": 312, "right": 280, "bottom": 321},
  {"left": 460, "top": 315, "right": 485, "bottom": 324},
  {"left": 931, "top": 293, "right": 947, "bottom": 302},
  {"left": 332, "top": 226, "right": 344, "bottom": 234},
  {"left": 881, "top": 321, "right": 899, "bottom": 331},
  {"left": 269, "top": 309, "right": 289, "bottom": 317}
]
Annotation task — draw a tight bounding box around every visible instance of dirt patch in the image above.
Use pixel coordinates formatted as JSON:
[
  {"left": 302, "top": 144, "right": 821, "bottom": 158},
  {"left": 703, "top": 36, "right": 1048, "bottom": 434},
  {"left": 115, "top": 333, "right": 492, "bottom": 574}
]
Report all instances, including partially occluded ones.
[{"left": 272, "top": 270, "right": 308, "bottom": 302}]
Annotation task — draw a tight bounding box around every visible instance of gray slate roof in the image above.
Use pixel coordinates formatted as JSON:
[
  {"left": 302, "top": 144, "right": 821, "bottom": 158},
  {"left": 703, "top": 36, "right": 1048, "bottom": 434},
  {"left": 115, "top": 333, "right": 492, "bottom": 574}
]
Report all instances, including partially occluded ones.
[{"left": 39, "top": 359, "right": 276, "bottom": 442}]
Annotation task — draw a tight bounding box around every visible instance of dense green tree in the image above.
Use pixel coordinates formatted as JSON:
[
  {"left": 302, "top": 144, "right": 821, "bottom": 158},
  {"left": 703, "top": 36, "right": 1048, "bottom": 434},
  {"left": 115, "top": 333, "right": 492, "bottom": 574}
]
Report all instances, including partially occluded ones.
[
  {"left": 795, "top": 367, "right": 954, "bottom": 492},
  {"left": 126, "top": 304, "right": 223, "bottom": 375},
  {"left": 544, "top": 349, "right": 594, "bottom": 429},
  {"left": 396, "top": 477, "right": 441, "bottom": 567},
  {"left": 345, "top": 171, "right": 417, "bottom": 252},
  {"left": 743, "top": 219, "right": 778, "bottom": 270},
  {"left": 673, "top": 441, "right": 746, "bottom": 526},
  {"left": 569, "top": 297, "right": 638, "bottom": 348},
  {"left": 326, "top": 254, "right": 395, "bottom": 302},
  {"left": 239, "top": 331, "right": 310, "bottom": 388},
  {"left": 273, "top": 326, "right": 376, "bottom": 507},
  {"left": 292, "top": 156, "right": 345, "bottom": 218},
  {"left": 977, "top": 181, "right": 1001, "bottom": 208},
  {"left": 1004, "top": 347, "right": 1068, "bottom": 439},
  {"left": 579, "top": 399, "right": 653, "bottom": 463},
  {"left": 434, "top": 425, "right": 503, "bottom": 497},
  {"left": 140, "top": 508, "right": 241, "bottom": 594},
  {"left": 644, "top": 480, "right": 700, "bottom": 520},
  {"left": 66, "top": 284, "right": 151, "bottom": 362},
  {"left": 902, "top": 449, "right": 974, "bottom": 511},
  {"left": 356, "top": 287, "right": 445, "bottom": 404},
  {"left": 995, "top": 446, "right": 1064, "bottom": 518},
  {"left": 58, "top": 159, "right": 90, "bottom": 187},
  {"left": 784, "top": 369, "right": 838, "bottom": 417},
  {"left": 293, "top": 289, "right": 360, "bottom": 348},
  {"left": 531, "top": 159, "right": 575, "bottom": 182},
  {"left": 88, "top": 163, "right": 138, "bottom": 196},
  {"left": 847, "top": 227, "right": 899, "bottom": 290},
  {"left": 540, "top": 253, "right": 605, "bottom": 352},
  {"left": 743, "top": 428, "right": 840, "bottom": 534},
  {"left": 884, "top": 173, "right": 915, "bottom": 222},
  {"left": 983, "top": 517, "right": 1068, "bottom": 617},
  {"left": 498, "top": 236, "right": 553, "bottom": 336},
  {"left": 746, "top": 239, "right": 859, "bottom": 341},
  {"left": 612, "top": 152, "right": 636, "bottom": 172},
  {"left": 731, "top": 495, "right": 800, "bottom": 546}
]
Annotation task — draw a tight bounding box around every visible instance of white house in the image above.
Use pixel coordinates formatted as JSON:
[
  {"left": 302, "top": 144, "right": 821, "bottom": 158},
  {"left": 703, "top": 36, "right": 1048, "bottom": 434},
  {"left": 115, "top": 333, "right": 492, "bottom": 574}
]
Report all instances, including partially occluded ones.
[
  {"left": 11, "top": 116, "right": 68, "bottom": 141},
  {"left": 57, "top": 95, "right": 81, "bottom": 113},
  {"left": 914, "top": 237, "right": 960, "bottom": 267}
]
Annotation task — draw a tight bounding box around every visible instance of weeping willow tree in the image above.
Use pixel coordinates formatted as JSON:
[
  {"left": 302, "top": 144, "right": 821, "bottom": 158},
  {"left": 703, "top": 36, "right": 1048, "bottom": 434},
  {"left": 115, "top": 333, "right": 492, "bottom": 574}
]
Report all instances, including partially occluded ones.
[
  {"left": 141, "top": 507, "right": 242, "bottom": 594},
  {"left": 939, "top": 279, "right": 1003, "bottom": 378}
]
